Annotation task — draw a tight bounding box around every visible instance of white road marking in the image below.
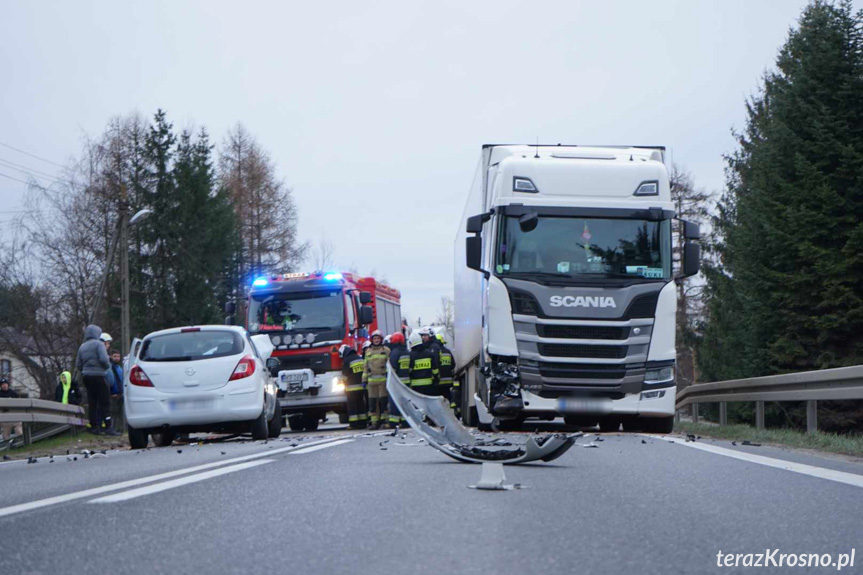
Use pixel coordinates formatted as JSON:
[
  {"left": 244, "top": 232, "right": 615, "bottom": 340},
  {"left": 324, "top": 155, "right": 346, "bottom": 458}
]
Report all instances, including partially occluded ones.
[
  {"left": 0, "top": 435, "right": 351, "bottom": 518},
  {"left": 289, "top": 438, "right": 354, "bottom": 454},
  {"left": 89, "top": 460, "right": 273, "bottom": 503},
  {"left": 648, "top": 435, "right": 863, "bottom": 489}
]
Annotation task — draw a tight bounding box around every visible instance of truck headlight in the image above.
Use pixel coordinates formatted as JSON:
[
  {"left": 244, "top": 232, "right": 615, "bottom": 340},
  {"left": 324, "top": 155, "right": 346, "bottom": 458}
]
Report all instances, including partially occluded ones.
[
  {"left": 644, "top": 366, "right": 674, "bottom": 384},
  {"left": 332, "top": 376, "right": 345, "bottom": 393}
]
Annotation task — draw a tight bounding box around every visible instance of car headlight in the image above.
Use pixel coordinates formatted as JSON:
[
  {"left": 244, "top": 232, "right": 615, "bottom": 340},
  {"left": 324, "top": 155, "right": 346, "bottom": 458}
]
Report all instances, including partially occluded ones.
[
  {"left": 332, "top": 376, "right": 345, "bottom": 393},
  {"left": 644, "top": 366, "right": 674, "bottom": 384}
]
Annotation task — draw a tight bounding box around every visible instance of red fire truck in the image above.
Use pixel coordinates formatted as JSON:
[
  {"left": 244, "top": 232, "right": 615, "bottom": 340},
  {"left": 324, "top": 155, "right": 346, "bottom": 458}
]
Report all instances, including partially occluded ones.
[{"left": 245, "top": 271, "right": 402, "bottom": 431}]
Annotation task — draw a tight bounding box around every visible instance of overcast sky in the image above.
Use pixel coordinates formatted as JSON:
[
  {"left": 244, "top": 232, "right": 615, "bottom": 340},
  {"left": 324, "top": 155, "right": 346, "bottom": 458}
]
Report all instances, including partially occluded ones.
[{"left": 1, "top": 0, "right": 849, "bottom": 325}]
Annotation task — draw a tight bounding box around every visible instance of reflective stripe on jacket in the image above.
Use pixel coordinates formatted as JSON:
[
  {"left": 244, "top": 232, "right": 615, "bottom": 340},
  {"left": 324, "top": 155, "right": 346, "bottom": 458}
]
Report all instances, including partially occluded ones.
[
  {"left": 408, "top": 342, "right": 439, "bottom": 387},
  {"left": 341, "top": 352, "right": 365, "bottom": 391}
]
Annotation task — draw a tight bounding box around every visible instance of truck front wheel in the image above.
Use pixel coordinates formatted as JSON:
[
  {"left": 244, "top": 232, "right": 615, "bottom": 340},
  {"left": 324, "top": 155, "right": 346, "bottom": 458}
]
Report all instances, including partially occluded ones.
[{"left": 640, "top": 416, "right": 674, "bottom": 434}]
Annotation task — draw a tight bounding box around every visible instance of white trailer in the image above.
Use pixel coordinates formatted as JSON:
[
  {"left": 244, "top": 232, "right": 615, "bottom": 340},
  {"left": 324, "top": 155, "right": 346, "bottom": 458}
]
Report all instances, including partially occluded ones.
[{"left": 454, "top": 145, "right": 700, "bottom": 433}]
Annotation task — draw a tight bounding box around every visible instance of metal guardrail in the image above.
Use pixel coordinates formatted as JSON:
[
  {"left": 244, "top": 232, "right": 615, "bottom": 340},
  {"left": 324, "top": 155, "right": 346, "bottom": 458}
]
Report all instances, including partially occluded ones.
[
  {"left": 0, "top": 398, "right": 86, "bottom": 447},
  {"left": 675, "top": 365, "right": 863, "bottom": 433}
]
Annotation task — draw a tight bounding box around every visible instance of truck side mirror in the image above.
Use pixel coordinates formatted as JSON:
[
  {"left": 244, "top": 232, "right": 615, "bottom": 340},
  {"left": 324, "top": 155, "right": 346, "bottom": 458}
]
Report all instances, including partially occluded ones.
[
  {"left": 466, "top": 214, "right": 484, "bottom": 234},
  {"left": 225, "top": 301, "right": 236, "bottom": 315},
  {"left": 518, "top": 212, "right": 538, "bottom": 233},
  {"left": 466, "top": 236, "right": 484, "bottom": 274},
  {"left": 682, "top": 241, "right": 700, "bottom": 277},
  {"left": 683, "top": 220, "right": 700, "bottom": 240},
  {"left": 359, "top": 305, "right": 374, "bottom": 325},
  {"left": 359, "top": 291, "right": 372, "bottom": 304}
]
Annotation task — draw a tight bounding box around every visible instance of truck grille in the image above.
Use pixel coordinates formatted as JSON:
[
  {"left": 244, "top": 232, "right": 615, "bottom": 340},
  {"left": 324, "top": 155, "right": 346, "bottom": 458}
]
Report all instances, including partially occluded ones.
[
  {"left": 624, "top": 293, "right": 659, "bottom": 319},
  {"left": 538, "top": 362, "right": 628, "bottom": 380},
  {"left": 537, "top": 344, "right": 628, "bottom": 359},
  {"left": 536, "top": 325, "right": 629, "bottom": 340}
]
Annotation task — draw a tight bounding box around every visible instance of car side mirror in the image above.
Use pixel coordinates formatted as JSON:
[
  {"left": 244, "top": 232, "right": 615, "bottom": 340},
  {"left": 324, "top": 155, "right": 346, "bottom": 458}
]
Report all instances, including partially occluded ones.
[
  {"left": 518, "top": 212, "right": 538, "bottom": 233},
  {"left": 359, "top": 291, "right": 372, "bottom": 304},
  {"left": 360, "top": 305, "right": 374, "bottom": 325},
  {"left": 266, "top": 358, "right": 280, "bottom": 372},
  {"left": 682, "top": 241, "right": 700, "bottom": 277}
]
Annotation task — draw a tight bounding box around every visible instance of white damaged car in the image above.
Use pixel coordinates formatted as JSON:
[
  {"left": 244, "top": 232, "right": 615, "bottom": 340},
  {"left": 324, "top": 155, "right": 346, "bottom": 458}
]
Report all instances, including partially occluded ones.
[{"left": 125, "top": 325, "right": 281, "bottom": 448}]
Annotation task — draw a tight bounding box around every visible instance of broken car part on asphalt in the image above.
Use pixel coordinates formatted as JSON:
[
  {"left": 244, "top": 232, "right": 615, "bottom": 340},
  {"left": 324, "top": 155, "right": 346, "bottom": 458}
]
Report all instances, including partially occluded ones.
[{"left": 386, "top": 364, "right": 579, "bottom": 464}]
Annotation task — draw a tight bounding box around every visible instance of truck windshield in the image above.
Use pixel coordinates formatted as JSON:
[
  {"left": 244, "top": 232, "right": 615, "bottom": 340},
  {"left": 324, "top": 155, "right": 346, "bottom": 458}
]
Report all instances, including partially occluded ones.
[
  {"left": 496, "top": 216, "right": 672, "bottom": 280},
  {"left": 248, "top": 290, "right": 345, "bottom": 333}
]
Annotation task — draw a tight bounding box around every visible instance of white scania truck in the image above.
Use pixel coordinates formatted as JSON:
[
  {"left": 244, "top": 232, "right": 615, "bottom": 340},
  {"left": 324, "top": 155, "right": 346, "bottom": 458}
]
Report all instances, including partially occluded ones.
[{"left": 454, "top": 144, "right": 700, "bottom": 433}]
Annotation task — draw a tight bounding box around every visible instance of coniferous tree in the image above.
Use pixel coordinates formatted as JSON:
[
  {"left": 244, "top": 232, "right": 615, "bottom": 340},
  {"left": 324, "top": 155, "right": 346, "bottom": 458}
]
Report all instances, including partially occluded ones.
[{"left": 698, "top": 0, "right": 863, "bottom": 429}]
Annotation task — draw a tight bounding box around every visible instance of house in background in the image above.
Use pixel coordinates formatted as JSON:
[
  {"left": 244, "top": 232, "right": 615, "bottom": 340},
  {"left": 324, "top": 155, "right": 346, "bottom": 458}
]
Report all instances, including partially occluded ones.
[{"left": 0, "top": 328, "right": 74, "bottom": 399}]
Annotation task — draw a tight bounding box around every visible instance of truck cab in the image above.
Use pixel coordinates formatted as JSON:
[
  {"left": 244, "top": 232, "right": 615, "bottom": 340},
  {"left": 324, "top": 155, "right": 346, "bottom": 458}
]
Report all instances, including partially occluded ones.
[{"left": 455, "top": 145, "right": 700, "bottom": 433}]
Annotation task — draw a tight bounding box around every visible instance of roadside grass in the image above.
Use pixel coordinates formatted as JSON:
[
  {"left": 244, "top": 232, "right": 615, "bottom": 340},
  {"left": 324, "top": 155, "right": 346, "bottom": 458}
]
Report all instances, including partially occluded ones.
[
  {"left": 675, "top": 421, "right": 863, "bottom": 458},
  {"left": 1, "top": 430, "right": 128, "bottom": 460}
]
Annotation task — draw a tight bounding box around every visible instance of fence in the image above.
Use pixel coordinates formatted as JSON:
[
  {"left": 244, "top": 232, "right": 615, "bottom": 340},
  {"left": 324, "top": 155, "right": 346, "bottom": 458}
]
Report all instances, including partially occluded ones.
[
  {"left": 0, "top": 398, "right": 85, "bottom": 449},
  {"left": 675, "top": 365, "right": 863, "bottom": 433}
]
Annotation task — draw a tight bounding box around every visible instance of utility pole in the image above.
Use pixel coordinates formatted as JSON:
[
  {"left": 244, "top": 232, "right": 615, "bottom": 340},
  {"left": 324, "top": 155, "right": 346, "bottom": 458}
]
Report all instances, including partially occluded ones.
[{"left": 120, "top": 185, "right": 131, "bottom": 358}]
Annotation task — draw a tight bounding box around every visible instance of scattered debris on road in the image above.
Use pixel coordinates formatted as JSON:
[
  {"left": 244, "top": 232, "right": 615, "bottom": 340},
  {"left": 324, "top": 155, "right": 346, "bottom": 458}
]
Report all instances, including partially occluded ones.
[
  {"left": 741, "top": 440, "right": 762, "bottom": 447},
  {"left": 468, "top": 462, "right": 522, "bottom": 491}
]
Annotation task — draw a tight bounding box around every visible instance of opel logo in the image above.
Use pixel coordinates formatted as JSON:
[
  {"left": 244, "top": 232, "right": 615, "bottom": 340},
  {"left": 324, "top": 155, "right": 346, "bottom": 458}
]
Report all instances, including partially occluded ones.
[{"left": 185, "top": 368, "right": 196, "bottom": 376}]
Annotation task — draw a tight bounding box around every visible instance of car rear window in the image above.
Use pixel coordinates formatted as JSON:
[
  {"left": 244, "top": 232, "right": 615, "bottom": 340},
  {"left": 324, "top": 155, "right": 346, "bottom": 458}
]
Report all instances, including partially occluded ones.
[{"left": 140, "top": 331, "right": 244, "bottom": 362}]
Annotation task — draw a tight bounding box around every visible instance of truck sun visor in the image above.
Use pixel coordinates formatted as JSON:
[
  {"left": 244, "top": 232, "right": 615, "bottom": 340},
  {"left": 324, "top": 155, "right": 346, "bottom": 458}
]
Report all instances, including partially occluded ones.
[{"left": 386, "top": 364, "right": 580, "bottom": 464}]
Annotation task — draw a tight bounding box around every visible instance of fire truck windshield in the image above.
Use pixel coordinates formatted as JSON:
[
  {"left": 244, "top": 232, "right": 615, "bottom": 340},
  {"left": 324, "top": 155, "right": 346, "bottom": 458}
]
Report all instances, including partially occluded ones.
[{"left": 248, "top": 290, "right": 345, "bottom": 334}]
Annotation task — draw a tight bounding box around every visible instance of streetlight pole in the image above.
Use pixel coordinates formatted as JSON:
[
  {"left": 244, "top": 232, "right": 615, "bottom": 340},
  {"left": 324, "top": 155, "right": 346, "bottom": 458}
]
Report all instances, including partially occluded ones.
[
  {"left": 121, "top": 193, "right": 152, "bottom": 358},
  {"left": 120, "top": 187, "right": 130, "bottom": 359}
]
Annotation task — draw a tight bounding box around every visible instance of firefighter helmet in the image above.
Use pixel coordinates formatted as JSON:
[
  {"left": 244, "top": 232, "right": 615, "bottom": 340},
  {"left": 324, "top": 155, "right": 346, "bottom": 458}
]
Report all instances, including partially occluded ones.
[
  {"left": 362, "top": 340, "right": 372, "bottom": 350},
  {"left": 100, "top": 333, "right": 113, "bottom": 343},
  {"left": 390, "top": 332, "right": 405, "bottom": 345},
  {"left": 436, "top": 333, "right": 447, "bottom": 345},
  {"left": 339, "top": 344, "right": 353, "bottom": 358}
]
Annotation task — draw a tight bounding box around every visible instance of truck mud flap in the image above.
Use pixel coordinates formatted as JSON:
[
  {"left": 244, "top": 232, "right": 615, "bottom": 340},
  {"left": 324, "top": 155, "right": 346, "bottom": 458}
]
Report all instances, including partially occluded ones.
[{"left": 386, "top": 364, "right": 579, "bottom": 464}]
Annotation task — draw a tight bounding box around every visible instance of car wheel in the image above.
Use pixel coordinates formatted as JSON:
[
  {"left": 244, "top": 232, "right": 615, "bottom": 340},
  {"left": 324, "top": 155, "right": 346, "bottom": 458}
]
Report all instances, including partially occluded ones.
[
  {"left": 251, "top": 409, "right": 268, "bottom": 440},
  {"left": 268, "top": 411, "right": 283, "bottom": 438},
  {"left": 127, "top": 423, "right": 149, "bottom": 449},
  {"left": 338, "top": 412, "right": 349, "bottom": 424},
  {"left": 302, "top": 413, "right": 320, "bottom": 431},
  {"left": 287, "top": 414, "right": 304, "bottom": 431},
  {"left": 640, "top": 416, "right": 674, "bottom": 434},
  {"left": 151, "top": 430, "right": 176, "bottom": 447}
]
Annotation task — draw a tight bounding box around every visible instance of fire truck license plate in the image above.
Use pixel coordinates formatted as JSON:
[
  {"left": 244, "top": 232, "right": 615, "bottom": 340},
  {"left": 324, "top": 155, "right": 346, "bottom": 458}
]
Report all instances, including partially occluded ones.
[{"left": 279, "top": 370, "right": 309, "bottom": 394}]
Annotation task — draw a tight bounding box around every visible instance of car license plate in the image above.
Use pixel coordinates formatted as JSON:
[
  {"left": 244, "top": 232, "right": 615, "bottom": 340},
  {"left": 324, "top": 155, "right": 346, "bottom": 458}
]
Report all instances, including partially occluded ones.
[
  {"left": 556, "top": 397, "right": 612, "bottom": 414},
  {"left": 167, "top": 398, "right": 214, "bottom": 412}
]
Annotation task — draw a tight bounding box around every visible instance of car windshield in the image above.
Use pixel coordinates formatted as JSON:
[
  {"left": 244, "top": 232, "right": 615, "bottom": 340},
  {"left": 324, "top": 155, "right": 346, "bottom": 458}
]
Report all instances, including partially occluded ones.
[
  {"left": 497, "top": 216, "right": 672, "bottom": 281},
  {"left": 140, "top": 330, "right": 244, "bottom": 362},
  {"left": 248, "top": 290, "right": 345, "bottom": 333}
]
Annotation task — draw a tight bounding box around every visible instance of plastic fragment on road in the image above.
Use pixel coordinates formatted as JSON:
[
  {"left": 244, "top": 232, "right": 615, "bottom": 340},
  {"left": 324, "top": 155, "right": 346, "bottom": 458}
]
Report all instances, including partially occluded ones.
[
  {"left": 469, "top": 462, "right": 517, "bottom": 490},
  {"left": 386, "top": 364, "right": 580, "bottom": 465}
]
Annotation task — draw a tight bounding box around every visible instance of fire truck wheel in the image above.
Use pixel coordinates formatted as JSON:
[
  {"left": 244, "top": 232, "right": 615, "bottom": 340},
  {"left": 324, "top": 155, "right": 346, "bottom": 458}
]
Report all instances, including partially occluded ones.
[
  {"left": 287, "top": 414, "right": 304, "bottom": 431},
  {"left": 302, "top": 413, "right": 320, "bottom": 431},
  {"left": 338, "top": 412, "right": 349, "bottom": 424}
]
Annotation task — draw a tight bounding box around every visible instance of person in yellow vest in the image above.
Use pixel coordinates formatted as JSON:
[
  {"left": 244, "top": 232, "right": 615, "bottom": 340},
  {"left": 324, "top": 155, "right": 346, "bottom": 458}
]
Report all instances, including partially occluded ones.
[{"left": 54, "top": 371, "right": 81, "bottom": 405}]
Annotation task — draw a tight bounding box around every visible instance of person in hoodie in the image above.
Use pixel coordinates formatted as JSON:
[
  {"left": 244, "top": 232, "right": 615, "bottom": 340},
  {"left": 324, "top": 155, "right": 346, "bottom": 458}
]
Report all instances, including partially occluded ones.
[{"left": 76, "top": 325, "right": 118, "bottom": 435}]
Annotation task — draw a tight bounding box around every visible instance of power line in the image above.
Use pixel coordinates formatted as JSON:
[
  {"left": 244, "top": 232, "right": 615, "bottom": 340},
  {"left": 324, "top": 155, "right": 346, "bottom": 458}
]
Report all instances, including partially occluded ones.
[
  {"left": 0, "top": 157, "right": 67, "bottom": 185},
  {"left": 0, "top": 171, "right": 33, "bottom": 186},
  {"left": 0, "top": 141, "right": 66, "bottom": 169}
]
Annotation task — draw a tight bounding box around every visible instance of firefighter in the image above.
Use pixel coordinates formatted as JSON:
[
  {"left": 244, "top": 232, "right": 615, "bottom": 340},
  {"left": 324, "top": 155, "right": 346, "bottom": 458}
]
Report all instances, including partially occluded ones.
[
  {"left": 407, "top": 327, "right": 439, "bottom": 396},
  {"left": 340, "top": 345, "right": 367, "bottom": 429},
  {"left": 387, "top": 332, "right": 410, "bottom": 427},
  {"left": 362, "top": 330, "right": 390, "bottom": 429},
  {"left": 436, "top": 333, "right": 456, "bottom": 410}
]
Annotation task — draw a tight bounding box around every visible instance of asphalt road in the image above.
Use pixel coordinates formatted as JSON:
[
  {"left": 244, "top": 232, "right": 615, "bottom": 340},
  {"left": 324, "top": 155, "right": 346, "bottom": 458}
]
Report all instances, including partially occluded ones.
[{"left": 2, "top": 423, "right": 862, "bottom": 575}]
